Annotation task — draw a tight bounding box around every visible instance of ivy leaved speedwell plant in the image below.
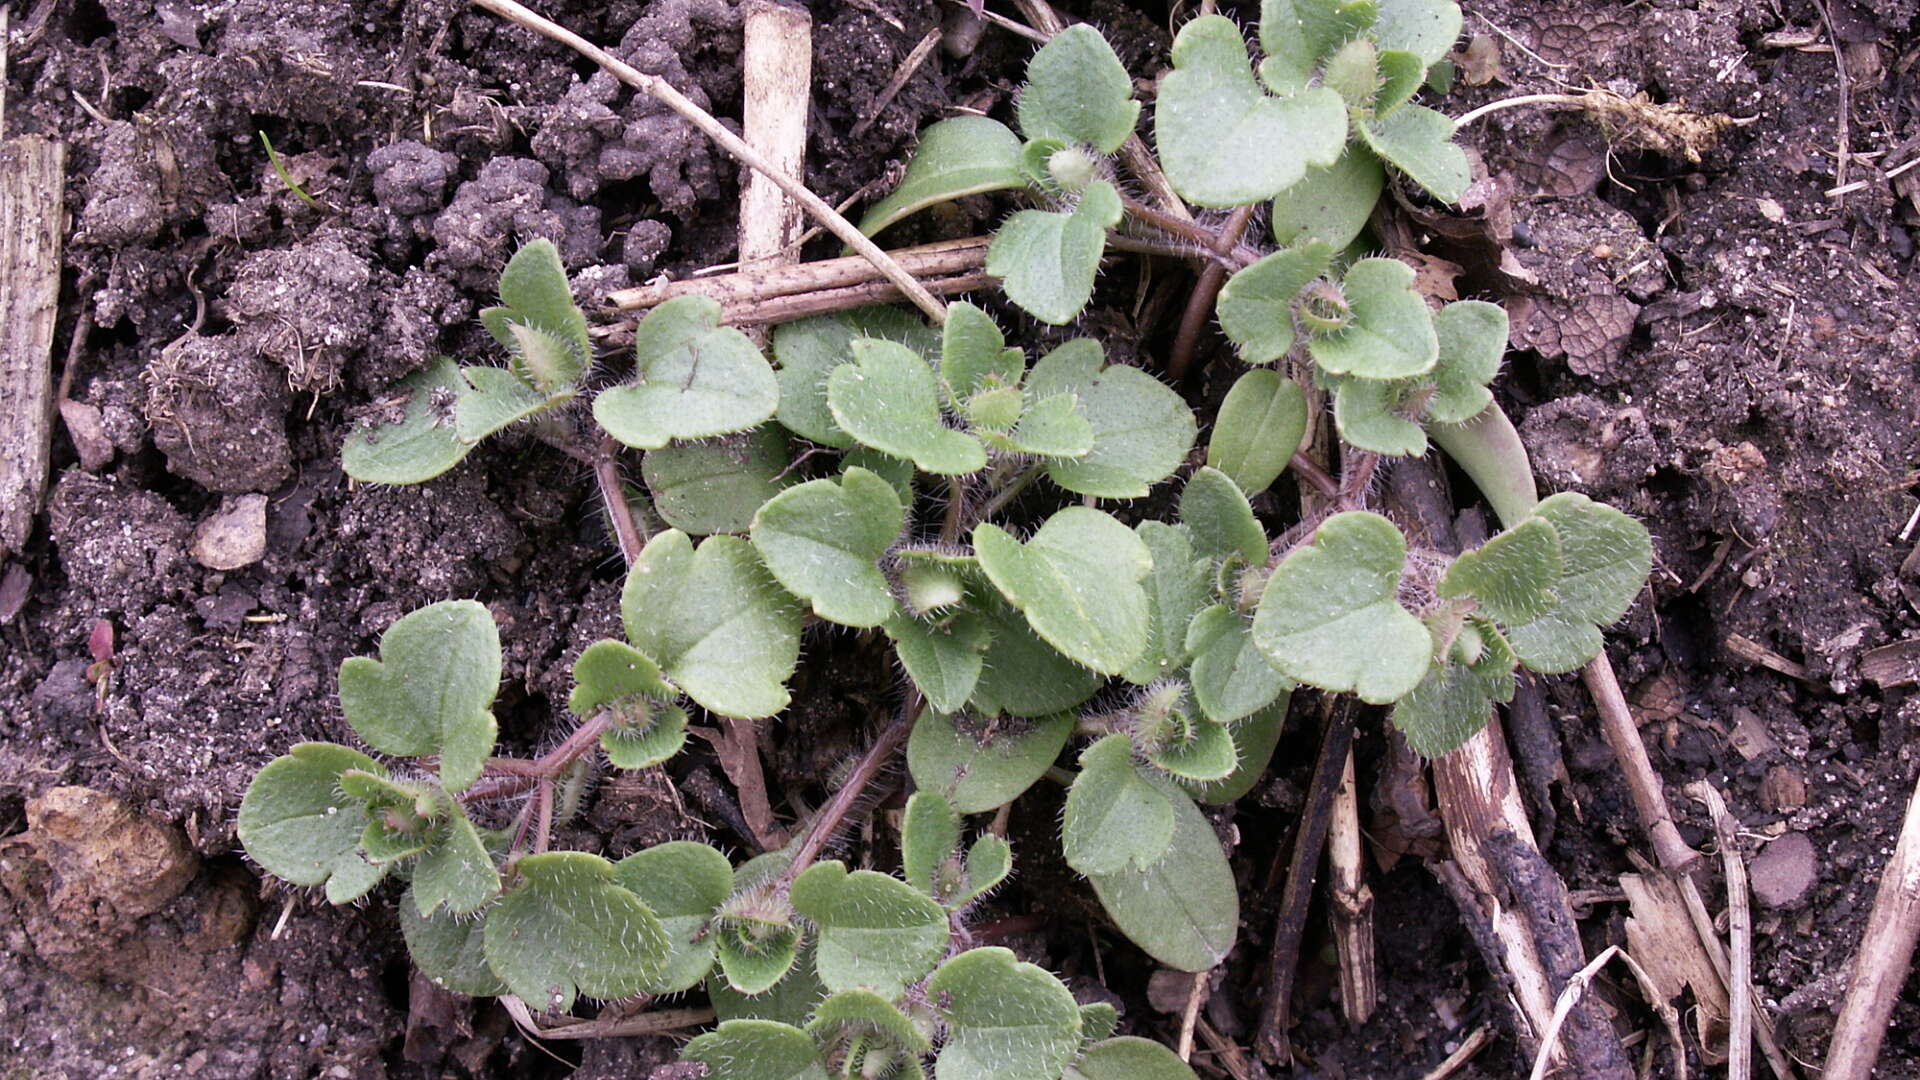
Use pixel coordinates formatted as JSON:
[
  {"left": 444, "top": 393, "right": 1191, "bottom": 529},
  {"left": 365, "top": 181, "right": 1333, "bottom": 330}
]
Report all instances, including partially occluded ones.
[{"left": 245, "top": 1, "right": 1654, "bottom": 1075}]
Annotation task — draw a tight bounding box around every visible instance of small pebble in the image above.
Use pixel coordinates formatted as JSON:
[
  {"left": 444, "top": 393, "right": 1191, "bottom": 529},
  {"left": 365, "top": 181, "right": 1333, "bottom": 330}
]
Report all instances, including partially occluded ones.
[
  {"left": 192, "top": 494, "right": 269, "bottom": 571},
  {"left": 1750, "top": 831, "right": 1817, "bottom": 908}
]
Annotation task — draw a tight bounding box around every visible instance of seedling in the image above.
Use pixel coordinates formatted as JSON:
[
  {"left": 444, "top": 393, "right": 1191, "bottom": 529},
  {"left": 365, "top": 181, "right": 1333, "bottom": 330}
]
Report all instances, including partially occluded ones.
[{"left": 251, "top": 1, "right": 1653, "bottom": 1074}]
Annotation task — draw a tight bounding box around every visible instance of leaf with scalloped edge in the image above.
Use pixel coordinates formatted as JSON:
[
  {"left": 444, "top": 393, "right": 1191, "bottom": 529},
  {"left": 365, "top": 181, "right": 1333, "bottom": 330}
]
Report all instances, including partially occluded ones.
[
  {"left": 1330, "top": 375, "right": 1427, "bottom": 456},
  {"left": 928, "top": 948, "right": 1082, "bottom": 1080},
  {"left": 401, "top": 890, "right": 506, "bottom": 997},
  {"left": 1257, "top": 0, "right": 1379, "bottom": 92},
  {"left": 887, "top": 609, "right": 990, "bottom": 715},
  {"left": 1064, "top": 734, "right": 1176, "bottom": 875},
  {"left": 1502, "top": 493, "right": 1652, "bottom": 673},
  {"left": 570, "top": 638, "right": 675, "bottom": 716},
  {"left": 1187, "top": 604, "right": 1293, "bottom": 725},
  {"left": 1018, "top": 24, "right": 1141, "bottom": 153},
  {"left": 482, "top": 851, "right": 668, "bottom": 1012},
  {"left": 1216, "top": 240, "right": 1334, "bottom": 365},
  {"left": 614, "top": 841, "right": 733, "bottom": 993},
  {"left": 808, "top": 989, "right": 932, "bottom": 1057},
  {"left": 968, "top": 585, "right": 1106, "bottom": 717},
  {"left": 1157, "top": 15, "right": 1348, "bottom": 207},
  {"left": 1308, "top": 257, "right": 1439, "bottom": 379},
  {"left": 341, "top": 356, "right": 471, "bottom": 484},
  {"left": 337, "top": 599, "right": 499, "bottom": 793},
  {"left": 976, "top": 507, "right": 1152, "bottom": 676},
  {"left": 600, "top": 704, "right": 689, "bottom": 770},
  {"left": 1180, "top": 468, "right": 1267, "bottom": 570},
  {"left": 1143, "top": 703, "right": 1239, "bottom": 783},
  {"left": 987, "top": 180, "right": 1123, "bottom": 325},
  {"left": 772, "top": 307, "right": 939, "bottom": 449},
  {"left": 1359, "top": 102, "right": 1470, "bottom": 202},
  {"left": 1374, "top": 0, "right": 1464, "bottom": 67},
  {"left": 1025, "top": 340, "right": 1197, "bottom": 499},
  {"left": 1123, "top": 522, "right": 1211, "bottom": 686},
  {"left": 791, "top": 862, "right": 949, "bottom": 998},
  {"left": 751, "top": 467, "right": 902, "bottom": 628},
  {"left": 596, "top": 295, "right": 779, "bottom": 450},
  {"left": 908, "top": 708, "right": 1073, "bottom": 814},
  {"left": 1440, "top": 517, "right": 1561, "bottom": 625},
  {"left": 1206, "top": 370, "right": 1310, "bottom": 497},
  {"left": 1390, "top": 617, "right": 1516, "bottom": 756},
  {"left": 412, "top": 797, "right": 500, "bottom": 917},
  {"left": 941, "top": 300, "right": 1022, "bottom": 405},
  {"left": 902, "top": 791, "right": 962, "bottom": 900},
  {"left": 858, "top": 116, "right": 1027, "bottom": 238},
  {"left": 642, "top": 425, "right": 792, "bottom": 537},
  {"left": 829, "top": 339, "right": 986, "bottom": 475},
  {"left": 683, "top": 1019, "right": 829, "bottom": 1080},
  {"left": 1428, "top": 300, "right": 1509, "bottom": 424},
  {"left": 237, "top": 743, "right": 386, "bottom": 903},
  {"left": 480, "top": 239, "right": 591, "bottom": 390},
  {"left": 978, "top": 392, "right": 1094, "bottom": 459},
  {"left": 1253, "top": 511, "right": 1432, "bottom": 703}
]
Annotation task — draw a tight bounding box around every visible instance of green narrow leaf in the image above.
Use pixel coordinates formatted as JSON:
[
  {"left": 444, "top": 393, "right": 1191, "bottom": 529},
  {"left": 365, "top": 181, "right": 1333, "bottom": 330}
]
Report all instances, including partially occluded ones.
[
  {"left": 614, "top": 841, "right": 734, "bottom": 993},
  {"left": 1308, "top": 258, "right": 1439, "bottom": 380},
  {"left": 829, "top": 339, "right": 987, "bottom": 475},
  {"left": 941, "top": 301, "right": 1021, "bottom": 404},
  {"left": 1206, "top": 370, "right": 1309, "bottom": 497},
  {"left": 1439, "top": 517, "right": 1562, "bottom": 625},
  {"left": 400, "top": 890, "right": 506, "bottom": 996},
  {"left": 1026, "top": 340, "right": 1197, "bottom": 499},
  {"left": 642, "top": 425, "right": 792, "bottom": 537},
  {"left": 1268, "top": 145, "right": 1386, "bottom": 252},
  {"left": 751, "top": 467, "right": 903, "bottom": 628},
  {"left": 621, "top": 530, "right": 804, "bottom": 719},
  {"left": 236, "top": 743, "right": 386, "bottom": 903},
  {"left": 902, "top": 791, "right": 963, "bottom": 899},
  {"left": 1216, "top": 240, "right": 1335, "bottom": 364},
  {"left": 455, "top": 364, "right": 563, "bottom": 444},
  {"left": 986, "top": 180, "right": 1122, "bottom": 325},
  {"left": 1252, "top": 511, "right": 1432, "bottom": 703},
  {"left": 1017, "top": 25, "right": 1141, "bottom": 154},
  {"left": 928, "top": 948, "right": 1082, "bottom": 1080},
  {"left": 595, "top": 295, "right": 780, "bottom": 450},
  {"left": 1192, "top": 696, "right": 1290, "bottom": 804},
  {"left": 1123, "top": 522, "right": 1211, "bottom": 685},
  {"left": 482, "top": 851, "right": 669, "bottom": 1012},
  {"left": 1064, "top": 734, "right": 1176, "bottom": 875},
  {"left": 1083, "top": 783, "right": 1239, "bottom": 971},
  {"left": 1072, "top": 1036, "right": 1203, "bottom": 1080},
  {"left": 683, "top": 1019, "right": 829, "bottom": 1080},
  {"left": 1180, "top": 469, "right": 1268, "bottom": 569},
  {"left": 886, "top": 610, "right": 991, "bottom": 715},
  {"left": 790, "top": 862, "right": 949, "bottom": 998},
  {"left": 858, "top": 117, "right": 1027, "bottom": 238},
  {"left": 412, "top": 798, "right": 501, "bottom": 917},
  {"left": 484, "top": 239, "right": 591, "bottom": 383},
  {"left": 340, "top": 356, "right": 471, "bottom": 484},
  {"left": 907, "top": 709, "right": 1073, "bottom": 814},
  {"left": 1359, "top": 102, "right": 1470, "bottom": 203},
  {"left": 975, "top": 507, "right": 1153, "bottom": 676},
  {"left": 1156, "top": 15, "right": 1349, "bottom": 207},
  {"left": 1187, "top": 604, "right": 1293, "bottom": 725},
  {"left": 1428, "top": 300, "right": 1509, "bottom": 424},
  {"left": 337, "top": 599, "right": 500, "bottom": 793}
]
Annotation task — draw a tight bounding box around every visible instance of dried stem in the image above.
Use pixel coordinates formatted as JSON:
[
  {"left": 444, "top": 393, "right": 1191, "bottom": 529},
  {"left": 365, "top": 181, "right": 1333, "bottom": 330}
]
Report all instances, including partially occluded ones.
[
  {"left": 593, "top": 441, "right": 647, "bottom": 566},
  {"left": 1328, "top": 747, "right": 1377, "bottom": 1026},
  {"left": 1580, "top": 656, "right": 1700, "bottom": 874},
  {"left": 780, "top": 700, "right": 916, "bottom": 885},
  {"left": 1689, "top": 781, "right": 1752, "bottom": 1080},
  {"left": 1823, "top": 768, "right": 1920, "bottom": 1080}
]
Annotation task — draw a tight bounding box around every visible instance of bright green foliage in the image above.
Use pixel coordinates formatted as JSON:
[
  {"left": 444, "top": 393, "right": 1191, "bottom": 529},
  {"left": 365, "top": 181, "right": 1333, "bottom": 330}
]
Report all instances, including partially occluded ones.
[
  {"left": 808, "top": 988, "right": 932, "bottom": 1056},
  {"left": 957, "top": 834, "right": 1014, "bottom": 908},
  {"left": 480, "top": 239, "right": 591, "bottom": 392},
  {"left": 1500, "top": 493, "right": 1653, "bottom": 673},
  {"left": 1139, "top": 692, "right": 1239, "bottom": 782},
  {"left": 1064, "top": 734, "right": 1176, "bottom": 875},
  {"left": 1254, "top": 511, "right": 1432, "bottom": 704},
  {"left": 410, "top": 799, "right": 499, "bottom": 916},
  {"left": 600, "top": 704, "right": 689, "bottom": 769},
  {"left": 976, "top": 507, "right": 1152, "bottom": 676},
  {"left": 237, "top": 743, "right": 389, "bottom": 903},
  {"left": 614, "top": 842, "right": 733, "bottom": 993},
  {"left": 595, "top": 295, "right": 780, "bottom": 450},
  {"left": 886, "top": 609, "right": 991, "bottom": 714},
  {"left": 1330, "top": 375, "right": 1428, "bottom": 456},
  {"left": 907, "top": 709, "right": 1073, "bottom": 814},
  {"left": 1024, "top": 340, "right": 1196, "bottom": 498},
  {"left": 455, "top": 356, "right": 567, "bottom": 444},
  {"left": 482, "top": 851, "right": 668, "bottom": 1012},
  {"left": 751, "top": 467, "right": 903, "bottom": 627},
  {"left": 829, "top": 339, "right": 987, "bottom": 475},
  {"left": 1269, "top": 146, "right": 1387, "bottom": 251},
  {"left": 1206, "top": 370, "right": 1309, "bottom": 496},
  {"left": 968, "top": 589, "right": 1106, "bottom": 716},
  {"left": 401, "top": 893, "right": 506, "bottom": 996},
  {"left": 643, "top": 426, "right": 792, "bottom": 536},
  {"left": 340, "top": 356, "right": 470, "bottom": 484},
  {"left": 1390, "top": 616, "right": 1516, "bottom": 755},
  {"left": 716, "top": 913, "right": 805, "bottom": 996},
  {"left": 1187, "top": 605, "right": 1293, "bottom": 724},
  {"left": 1123, "top": 523, "right": 1210, "bottom": 685},
  {"left": 621, "top": 530, "right": 803, "bottom": 719},
  {"left": 1374, "top": 0, "right": 1465, "bottom": 68},
  {"left": 901, "top": 791, "right": 962, "bottom": 899},
  {"left": 857, "top": 117, "right": 1028, "bottom": 238},
  {"left": 1216, "top": 240, "right": 1335, "bottom": 364},
  {"left": 1083, "top": 781, "right": 1238, "bottom": 971},
  {"left": 1180, "top": 468, "right": 1268, "bottom": 570},
  {"left": 1307, "top": 258, "right": 1439, "bottom": 379},
  {"left": 1428, "top": 300, "right": 1510, "bottom": 424},
  {"left": 941, "top": 301, "right": 1022, "bottom": 404},
  {"left": 773, "top": 307, "right": 939, "bottom": 448},
  {"left": 684, "top": 1019, "right": 830, "bottom": 1080},
  {"left": 979, "top": 391, "right": 1095, "bottom": 459},
  {"left": 986, "top": 179, "right": 1123, "bottom": 325},
  {"left": 1018, "top": 25, "right": 1141, "bottom": 154},
  {"left": 1071, "top": 1037, "right": 1202, "bottom": 1080},
  {"left": 1439, "top": 517, "right": 1561, "bottom": 625},
  {"left": 1157, "top": 16, "right": 1348, "bottom": 207},
  {"left": 1374, "top": 48, "right": 1428, "bottom": 114},
  {"left": 1192, "top": 699, "right": 1290, "bottom": 804},
  {"left": 927, "top": 948, "right": 1082, "bottom": 1080},
  {"left": 790, "top": 861, "right": 948, "bottom": 998},
  {"left": 337, "top": 599, "right": 499, "bottom": 792},
  {"left": 1359, "top": 102, "right": 1469, "bottom": 202}
]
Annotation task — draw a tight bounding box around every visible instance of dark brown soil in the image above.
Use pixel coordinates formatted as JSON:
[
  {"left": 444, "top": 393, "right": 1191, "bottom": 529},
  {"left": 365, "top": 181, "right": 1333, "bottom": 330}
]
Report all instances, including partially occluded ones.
[{"left": 3, "top": 0, "right": 1919, "bottom": 1076}]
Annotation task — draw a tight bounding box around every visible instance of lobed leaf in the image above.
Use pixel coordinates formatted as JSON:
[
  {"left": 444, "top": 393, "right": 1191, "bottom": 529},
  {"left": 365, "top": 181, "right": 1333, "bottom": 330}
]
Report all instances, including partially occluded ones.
[
  {"left": 1330, "top": 375, "right": 1427, "bottom": 456},
  {"left": 857, "top": 117, "right": 1028, "bottom": 238},
  {"left": 941, "top": 301, "right": 1022, "bottom": 405},
  {"left": 482, "top": 239, "right": 591, "bottom": 390},
  {"left": 1026, "top": 340, "right": 1197, "bottom": 498},
  {"left": 975, "top": 507, "right": 1153, "bottom": 676},
  {"left": 1123, "top": 522, "right": 1211, "bottom": 685},
  {"left": 236, "top": 742, "right": 387, "bottom": 903},
  {"left": 986, "top": 180, "right": 1122, "bottom": 325},
  {"left": 340, "top": 356, "right": 470, "bottom": 484},
  {"left": 642, "top": 425, "right": 792, "bottom": 536},
  {"left": 709, "top": 938, "right": 826, "bottom": 1024},
  {"left": 614, "top": 841, "right": 734, "bottom": 993},
  {"left": 600, "top": 705, "right": 689, "bottom": 770},
  {"left": 1427, "top": 300, "right": 1510, "bottom": 424},
  {"left": 807, "top": 988, "right": 932, "bottom": 1054},
  {"left": 412, "top": 797, "right": 501, "bottom": 917},
  {"left": 1269, "top": 145, "right": 1387, "bottom": 252},
  {"left": 400, "top": 889, "right": 506, "bottom": 996},
  {"left": 1064, "top": 734, "right": 1176, "bottom": 875},
  {"left": 1389, "top": 617, "right": 1516, "bottom": 756},
  {"left": 1307, "top": 258, "right": 1439, "bottom": 380},
  {"left": 1373, "top": 0, "right": 1464, "bottom": 67},
  {"left": 1258, "top": 0, "right": 1379, "bottom": 92},
  {"left": 595, "top": 295, "right": 779, "bottom": 450},
  {"left": 773, "top": 307, "right": 941, "bottom": 448},
  {"left": 1359, "top": 102, "right": 1470, "bottom": 203},
  {"left": 928, "top": 948, "right": 1082, "bottom": 1080},
  {"left": 1439, "top": 517, "right": 1561, "bottom": 625},
  {"left": 1017, "top": 25, "right": 1141, "bottom": 154},
  {"left": 790, "top": 862, "right": 949, "bottom": 999},
  {"left": 454, "top": 364, "right": 562, "bottom": 444},
  {"left": 683, "top": 1019, "right": 829, "bottom": 1080},
  {"left": 1192, "top": 697, "right": 1291, "bottom": 804},
  {"left": 1070, "top": 1036, "right": 1203, "bottom": 1080},
  {"left": 1187, "top": 604, "right": 1293, "bottom": 725},
  {"left": 751, "top": 467, "right": 903, "bottom": 628},
  {"left": 829, "top": 339, "right": 987, "bottom": 475},
  {"left": 1502, "top": 494, "right": 1652, "bottom": 673},
  {"left": 570, "top": 638, "right": 675, "bottom": 716},
  {"left": 337, "top": 599, "right": 500, "bottom": 792},
  {"left": 1216, "top": 240, "right": 1335, "bottom": 365},
  {"left": 886, "top": 609, "right": 991, "bottom": 715},
  {"left": 482, "top": 851, "right": 668, "bottom": 1012}
]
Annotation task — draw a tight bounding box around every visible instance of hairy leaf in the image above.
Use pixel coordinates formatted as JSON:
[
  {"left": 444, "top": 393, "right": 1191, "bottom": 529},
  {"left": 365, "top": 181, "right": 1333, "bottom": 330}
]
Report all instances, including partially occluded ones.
[
  {"left": 908, "top": 709, "right": 1073, "bottom": 814},
  {"left": 902, "top": 791, "right": 963, "bottom": 900},
  {"left": 1330, "top": 375, "right": 1427, "bottom": 456},
  {"left": 1180, "top": 468, "right": 1267, "bottom": 570},
  {"left": 807, "top": 988, "right": 932, "bottom": 1054},
  {"left": 412, "top": 798, "right": 500, "bottom": 917},
  {"left": 1216, "top": 240, "right": 1334, "bottom": 364},
  {"left": 928, "top": 948, "right": 1081, "bottom": 1080},
  {"left": 400, "top": 890, "right": 506, "bottom": 996},
  {"left": 1258, "top": 0, "right": 1379, "bottom": 92},
  {"left": 1018, "top": 25, "right": 1141, "bottom": 153},
  {"left": 968, "top": 585, "right": 1105, "bottom": 717},
  {"left": 975, "top": 507, "right": 1152, "bottom": 675},
  {"left": 986, "top": 180, "right": 1122, "bottom": 325},
  {"left": 1440, "top": 517, "right": 1561, "bottom": 625},
  {"left": 1071, "top": 1037, "right": 1203, "bottom": 1080},
  {"left": 1373, "top": 0, "right": 1464, "bottom": 67},
  {"left": 772, "top": 307, "right": 939, "bottom": 448},
  {"left": 1308, "top": 258, "right": 1439, "bottom": 379},
  {"left": 791, "top": 861, "right": 949, "bottom": 998},
  {"left": 1389, "top": 616, "right": 1516, "bottom": 757},
  {"left": 1083, "top": 782, "right": 1238, "bottom": 971},
  {"left": 614, "top": 841, "right": 733, "bottom": 993},
  {"left": 858, "top": 117, "right": 1027, "bottom": 238},
  {"left": 596, "top": 295, "right": 780, "bottom": 449},
  {"left": 1192, "top": 697, "right": 1290, "bottom": 804},
  {"left": 941, "top": 301, "right": 1022, "bottom": 404},
  {"left": 570, "top": 638, "right": 675, "bottom": 716},
  {"left": 237, "top": 743, "right": 386, "bottom": 903},
  {"left": 1427, "top": 300, "right": 1509, "bottom": 424},
  {"left": 1269, "top": 145, "right": 1387, "bottom": 251},
  {"left": 337, "top": 599, "right": 500, "bottom": 792},
  {"left": 454, "top": 364, "right": 561, "bottom": 444},
  {"left": 1026, "top": 340, "right": 1197, "bottom": 498},
  {"left": 1187, "top": 604, "right": 1293, "bottom": 724},
  {"left": 340, "top": 356, "right": 470, "bottom": 484},
  {"left": 829, "top": 339, "right": 987, "bottom": 475},
  {"left": 751, "top": 467, "right": 903, "bottom": 628},
  {"left": 683, "top": 1019, "right": 829, "bottom": 1080},
  {"left": 1359, "top": 102, "right": 1470, "bottom": 202},
  {"left": 1206, "top": 370, "right": 1309, "bottom": 497},
  {"left": 1503, "top": 494, "right": 1652, "bottom": 673},
  {"left": 886, "top": 610, "right": 991, "bottom": 715},
  {"left": 600, "top": 704, "right": 689, "bottom": 770},
  {"left": 481, "top": 239, "right": 591, "bottom": 390},
  {"left": 1064, "top": 734, "right": 1176, "bottom": 875},
  {"left": 483, "top": 851, "right": 668, "bottom": 1012},
  {"left": 642, "top": 425, "right": 792, "bottom": 536},
  {"left": 1123, "top": 522, "right": 1211, "bottom": 685},
  {"left": 709, "top": 938, "right": 826, "bottom": 1024}
]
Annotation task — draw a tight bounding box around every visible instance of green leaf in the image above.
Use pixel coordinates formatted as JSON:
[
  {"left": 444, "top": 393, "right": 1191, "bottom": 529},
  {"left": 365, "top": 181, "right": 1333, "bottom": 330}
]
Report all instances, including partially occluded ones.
[
  {"left": 1502, "top": 494, "right": 1652, "bottom": 674},
  {"left": 1206, "top": 370, "right": 1309, "bottom": 497},
  {"left": 1258, "top": 0, "right": 1378, "bottom": 93},
  {"left": 710, "top": 939, "right": 826, "bottom": 1023},
  {"left": 829, "top": 339, "right": 987, "bottom": 475},
  {"left": 1143, "top": 705, "right": 1240, "bottom": 783},
  {"left": 1083, "top": 783, "right": 1239, "bottom": 971},
  {"left": 1192, "top": 697, "right": 1290, "bottom": 804},
  {"left": 1440, "top": 517, "right": 1562, "bottom": 625},
  {"left": 455, "top": 364, "right": 562, "bottom": 444},
  {"left": 969, "top": 586, "right": 1105, "bottom": 717},
  {"left": 1071, "top": 1037, "right": 1202, "bottom": 1080},
  {"left": 941, "top": 301, "right": 1022, "bottom": 405},
  {"left": 980, "top": 392, "right": 1094, "bottom": 459},
  {"left": 846, "top": 446, "right": 917, "bottom": 506},
  {"left": 1216, "top": 240, "right": 1335, "bottom": 364},
  {"left": 570, "top": 638, "right": 675, "bottom": 715},
  {"left": 1269, "top": 145, "right": 1386, "bottom": 251},
  {"left": 1064, "top": 734, "right": 1176, "bottom": 875},
  {"left": 400, "top": 889, "right": 506, "bottom": 996},
  {"left": 359, "top": 808, "right": 433, "bottom": 865},
  {"left": 237, "top": 743, "right": 386, "bottom": 903},
  {"left": 621, "top": 530, "right": 804, "bottom": 719},
  {"left": 482, "top": 239, "right": 591, "bottom": 390},
  {"left": 412, "top": 798, "right": 501, "bottom": 917},
  {"left": 337, "top": 599, "right": 500, "bottom": 793},
  {"left": 1078, "top": 1003, "right": 1120, "bottom": 1047},
  {"left": 643, "top": 425, "right": 792, "bottom": 536},
  {"left": 887, "top": 610, "right": 991, "bottom": 714},
  {"left": 595, "top": 295, "right": 780, "bottom": 449},
  {"left": 902, "top": 791, "right": 962, "bottom": 900},
  {"left": 858, "top": 117, "right": 1028, "bottom": 238},
  {"left": 773, "top": 308, "right": 940, "bottom": 448},
  {"left": 1253, "top": 511, "right": 1432, "bottom": 703},
  {"left": 986, "top": 180, "right": 1122, "bottom": 325},
  {"left": 809, "top": 988, "right": 933, "bottom": 1054},
  {"left": 601, "top": 705, "right": 689, "bottom": 769},
  {"left": 1156, "top": 16, "right": 1348, "bottom": 207},
  {"left": 1026, "top": 340, "right": 1197, "bottom": 499},
  {"left": 1373, "top": 0, "right": 1463, "bottom": 67},
  {"left": 683, "top": 1019, "right": 829, "bottom": 1080},
  {"left": 1374, "top": 48, "right": 1428, "bottom": 115},
  {"left": 791, "top": 862, "right": 949, "bottom": 998},
  {"left": 751, "top": 467, "right": 903, "bottom": 628},
  {"left": 614, "top": 841, "right": 734, "bottom": 993},
  {"left": 1389, "top": 619, "right": 1515, "bottom": 757},
  {"left": 975, "top": 507, "right": 1153, "bottom": 676},
  {"left": 908, "top": 709, "right": 1073, "bottom": 814},
  {"left": 1322, "top": 38, "right": 1381, "bottom": 109},
  {"left": 957, "top": 834, "right": 1013, "bottom": 909},
  {"left": 1428, "top": 300, "right": 1509, "bottom": 424},
  {"left": 1308, "top": 258, "right": 1439, "bottom": 379},
  {"left": 496, "top": 320, "right": 583, "bottom": 400},
  {"left": 1359, "top": 102, "right": 1470, "bottom": 203},
  {"left": 340, "top": 356, "right": 471, "bottom": 484},
  {"left": 483, "top": 851, "right": 668, "bottom": 1012},
  {"left": 1017, "top": 25, "right": 1141, "bottom": 154},
  {"left": 716, "top": 914, "right": 804, "bottom": 996},
  {"left": 1187, "top": 605, "right": 1293, "bottom": 724},
  {"left": 1180, "top": 469, "right": 1268, "bottom": 569},
  {"left": 1330, "top": 375, "right": 1427, "bottom": 456},
  {"left": 928, "top": 948, "right": 1082, "bottom": 1080},
  {"left": 1124, "top": 523, "right": 1211, "bottom": 685}
]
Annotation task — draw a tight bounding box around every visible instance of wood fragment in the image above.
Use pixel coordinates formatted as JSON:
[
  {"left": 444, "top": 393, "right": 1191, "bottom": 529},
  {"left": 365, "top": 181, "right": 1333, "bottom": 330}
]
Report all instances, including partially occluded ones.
[
  {"left": 1860, "top": 637, "right": 1920, "bottom": 687},
  {"left": 1687, "top": 782, "right": 1751, "bottom": 1080},
  {"left": 604, "top": 236, "right": 990, "bottom": 312},
  {"left": 1328, "top": 747, "right": 1377, "bottom": 1026},
  {"left": 1581, "top": 655, "right": 1703, "bottom": 873},
  {"left": 1418, "top": 1024, "right": 1494, "bottom": 1080},
  {"left": 1665, "top": 850, "right": 1797, "bottom": 1079},
  {"left": 738, "top": 1, "right": 812, "bottom": 277},
  {"left": 1824, "top": 769, "right": 1920, "bottom": 1080},
  {"left": 1722, "top": 632, "right": 1813, "bottom": 683},
  {"left": 850, "top": 25, "right": 943, "bottom": 140},
  {"left": 0, "top": 135, "right": 65, "bottom": 565}
]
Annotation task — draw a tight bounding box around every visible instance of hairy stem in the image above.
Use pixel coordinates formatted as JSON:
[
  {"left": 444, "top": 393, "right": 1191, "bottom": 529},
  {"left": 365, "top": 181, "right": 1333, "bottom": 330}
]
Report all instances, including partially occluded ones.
[
  {"left": 1168, "top": 204, "right": 1256, "bottom": 382},
  {"left": 780, "top": 696, "right": 917, "bottom": 885}
]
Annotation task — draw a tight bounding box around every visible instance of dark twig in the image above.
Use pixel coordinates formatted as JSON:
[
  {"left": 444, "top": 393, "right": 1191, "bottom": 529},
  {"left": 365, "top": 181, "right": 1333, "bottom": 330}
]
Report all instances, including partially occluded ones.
[
  {"left": 594, "top": 438, "right": 647, "bottom": 566},
  {"left": 780, "top": 695, "right": 918, "bottom": 885},
  {"left": 1168, "top": 203, "right": 1255, "bottom": 382},
  {"left": 1289, "top": 452, "right": 1339, "bottom": 501}
]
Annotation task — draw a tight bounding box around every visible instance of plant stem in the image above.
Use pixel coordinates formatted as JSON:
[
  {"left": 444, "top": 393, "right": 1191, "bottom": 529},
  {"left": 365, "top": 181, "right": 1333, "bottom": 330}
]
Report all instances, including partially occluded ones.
[
  {"left": 970, "top": 463, "right": 1043, "bottom": 528},
  {"left": 1115, "top": 193, "right": 1261, "bottom": 269},
  {"left": 780, "top": 697, "right": 917, "bottom": 885},
  {"left": 1289, "top": 453, "right": 1339, "bottom": 501},
  {"left": 594, "top": 439, "right": 648, "bottom": 566},
  {"left": 1168, "top": 203, "right": 1256, "bottom": 382}
]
